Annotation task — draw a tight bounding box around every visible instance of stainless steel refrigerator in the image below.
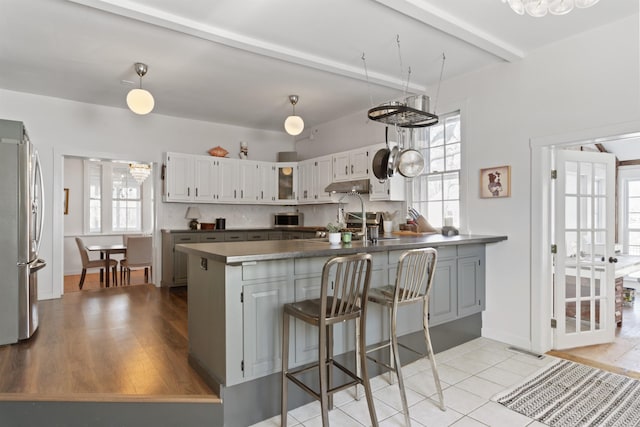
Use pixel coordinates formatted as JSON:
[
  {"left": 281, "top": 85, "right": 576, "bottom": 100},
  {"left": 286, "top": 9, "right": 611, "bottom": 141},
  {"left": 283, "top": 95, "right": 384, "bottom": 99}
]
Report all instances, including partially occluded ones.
[{"left": 0, "top": 119, "right": 46, "bottom": 346}]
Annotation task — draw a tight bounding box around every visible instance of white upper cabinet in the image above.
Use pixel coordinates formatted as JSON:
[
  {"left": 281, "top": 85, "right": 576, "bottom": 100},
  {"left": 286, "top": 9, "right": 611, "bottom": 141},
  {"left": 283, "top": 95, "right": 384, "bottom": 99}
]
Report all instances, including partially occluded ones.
[
  {"left": 257, "top": 162, "right": 276, "bottom": 203},
  {"left": 332, "top": 147, "right": 370, "bottom": 182},
  {"left": 314, "top": 155, "right": 334, "bottom": 203},
  {"left": 164, "top": 152, "right": 195, "bottom": 202},
  {"left": 163, "top": 143, "right": 404, "bottom": 205},
  {"left": 217, "top": 157, "right": 239, "bottom": 203},
  {"left": 194, "top": 157, "right": 216, "bottom": 201}
]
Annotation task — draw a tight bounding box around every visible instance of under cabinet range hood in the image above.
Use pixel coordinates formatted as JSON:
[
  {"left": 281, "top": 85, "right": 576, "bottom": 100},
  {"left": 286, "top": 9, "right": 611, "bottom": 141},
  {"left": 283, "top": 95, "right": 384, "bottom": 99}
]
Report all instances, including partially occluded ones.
[{"left": 324, "top": 179, "right": 370, "bottom": 194}]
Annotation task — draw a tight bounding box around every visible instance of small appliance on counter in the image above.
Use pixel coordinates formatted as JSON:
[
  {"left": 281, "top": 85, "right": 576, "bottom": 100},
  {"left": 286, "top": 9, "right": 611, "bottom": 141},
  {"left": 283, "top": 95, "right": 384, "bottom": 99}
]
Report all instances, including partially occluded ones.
[{"left": 216, "top": 218, "right": 226, "bottom": 230}]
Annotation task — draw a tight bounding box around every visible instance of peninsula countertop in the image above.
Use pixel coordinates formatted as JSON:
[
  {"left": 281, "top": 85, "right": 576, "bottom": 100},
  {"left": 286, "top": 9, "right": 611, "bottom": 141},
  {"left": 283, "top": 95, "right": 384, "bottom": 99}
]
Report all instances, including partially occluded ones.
[{"left": 176, "top": 234, "right": 508, "bottom": 264}]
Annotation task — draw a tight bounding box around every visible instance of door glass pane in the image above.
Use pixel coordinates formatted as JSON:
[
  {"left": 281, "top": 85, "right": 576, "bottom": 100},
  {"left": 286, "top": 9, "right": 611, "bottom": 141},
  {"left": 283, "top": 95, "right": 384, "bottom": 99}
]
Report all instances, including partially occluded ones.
[
  {"left": 580, "top": 162, "right": 593, "bottom": 195},
  {"left": 565, "top": 161, "right": 578, "bottom": 194},
  {"left": 594, "top": 163, "right": 606, "bottom": 196},
  {"left": 580, "top": 196, "right": 592, "bottom": 229},
  {"left": 594, "top": 196, "right": 606, "bottom": 229},
  {"left": 580, "top": 231, "right": 593, "bottom": 259},
  {"left": 565, "top": 301, "right": 577, "bottom": 333},
  {"left": 566, "top": 231, "right": 578, "bottom": 258},
  {"left": 565, "top": 273, "right": 577, "bottom": 300},
  {"left": 629, "top": 181, "right": 640, "bottom": 197},
  {"left": 565, "top": 196, "right": 577, "bottom": 229}
]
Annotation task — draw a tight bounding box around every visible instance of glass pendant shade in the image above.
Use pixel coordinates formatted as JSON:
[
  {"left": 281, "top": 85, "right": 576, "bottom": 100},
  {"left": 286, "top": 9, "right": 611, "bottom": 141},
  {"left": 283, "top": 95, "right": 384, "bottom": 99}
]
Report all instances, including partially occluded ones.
[
  {"left": 127, "top": 89, "right": 155, "bottom": 115},
  {"left": 549, "top": 0, "right": 574, "bottom": 15},
  {"left": 575, "top": 0, "right": 599, "bottom": 7},
  {"left": 507, "top": 0, "right": 526, "bottom": 14},
  {"left": 525, "top": 0, "right": 549, "bottom": 17},
  {"left": 284, "top": 115, "right": 304, "bottom": 136},
  {"left": 504, "top": 0, "right": 598, "bottom": 16}
]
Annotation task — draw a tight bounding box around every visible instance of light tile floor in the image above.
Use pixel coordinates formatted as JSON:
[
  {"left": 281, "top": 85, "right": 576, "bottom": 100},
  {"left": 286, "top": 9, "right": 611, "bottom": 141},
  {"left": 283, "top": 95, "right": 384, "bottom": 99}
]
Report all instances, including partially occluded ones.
[{"left": 250, "top": 338, "right": 558, "bottom": 427}]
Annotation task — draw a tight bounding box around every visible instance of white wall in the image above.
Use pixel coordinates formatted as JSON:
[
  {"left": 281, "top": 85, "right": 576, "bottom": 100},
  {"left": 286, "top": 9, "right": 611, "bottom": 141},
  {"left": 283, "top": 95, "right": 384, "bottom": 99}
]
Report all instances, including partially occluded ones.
[
  {"left": 0, "top": 89, "right": 296, "bottom": 299},
  {"left": 295, "top": 16, "right": 640, "bottom": 349}
]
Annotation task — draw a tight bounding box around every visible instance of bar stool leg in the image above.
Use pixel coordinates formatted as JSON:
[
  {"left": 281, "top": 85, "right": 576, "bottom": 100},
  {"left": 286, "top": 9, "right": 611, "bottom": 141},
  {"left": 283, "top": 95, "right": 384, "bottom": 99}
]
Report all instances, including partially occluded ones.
[
  {"left": 424, "top": 303, "right": 445, "bottom": 410},
  {"left": 281, "top": 311, "right": 290, "bottom": 427},
  {"left": 388, "top": 310, "right": 396, "bottom": 385},
  {"left": 318, "top": 320, "right": 330, "bottom": 426},
  {"left": 359, "top": 314, "right": 379, "bottom": 427},
  {"left": 327, "top": 324, "right": 334, "bottom": 410},
  {"left": 391, "top": 308, "right": 411, "bottom": 426},
  {"left": 355, "top": 317, "right": 361, "bottom": 401}
]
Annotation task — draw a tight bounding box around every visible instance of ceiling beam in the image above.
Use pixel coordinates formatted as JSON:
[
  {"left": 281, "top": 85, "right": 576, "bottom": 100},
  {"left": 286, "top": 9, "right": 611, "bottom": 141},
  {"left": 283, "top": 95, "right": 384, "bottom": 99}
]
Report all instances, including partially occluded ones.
[
  {"left": 594, "top": 143, "right": 608, "bottom": 152},
  {"left": 372, "top": 0, "right": 524, "bottom": 62},
  {"left": 67, "top": 0, "right": 426, "bottom": 93}
]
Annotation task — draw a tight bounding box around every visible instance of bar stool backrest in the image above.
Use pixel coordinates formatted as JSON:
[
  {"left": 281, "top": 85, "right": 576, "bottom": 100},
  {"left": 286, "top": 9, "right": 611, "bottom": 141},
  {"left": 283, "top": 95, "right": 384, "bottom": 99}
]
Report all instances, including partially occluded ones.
[
  {"left": 395, "top": 248, "right": 438, "bottom": 304},
  {"left": 320, "top": 253, "right": 373, "bottom": 324}
]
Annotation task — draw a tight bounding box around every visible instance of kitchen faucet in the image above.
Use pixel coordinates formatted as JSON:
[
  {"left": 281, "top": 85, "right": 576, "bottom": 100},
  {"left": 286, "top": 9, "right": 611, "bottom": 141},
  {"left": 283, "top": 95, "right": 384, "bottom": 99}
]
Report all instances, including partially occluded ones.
[{"left": 337, "top": 190, "right": 366, "bottom": 239}]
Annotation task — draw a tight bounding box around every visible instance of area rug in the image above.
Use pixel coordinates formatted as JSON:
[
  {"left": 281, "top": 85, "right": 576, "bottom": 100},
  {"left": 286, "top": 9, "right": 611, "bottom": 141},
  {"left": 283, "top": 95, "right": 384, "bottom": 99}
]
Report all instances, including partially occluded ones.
[{"left": 493, "top": 359, "right": 640, "bottom": 427}]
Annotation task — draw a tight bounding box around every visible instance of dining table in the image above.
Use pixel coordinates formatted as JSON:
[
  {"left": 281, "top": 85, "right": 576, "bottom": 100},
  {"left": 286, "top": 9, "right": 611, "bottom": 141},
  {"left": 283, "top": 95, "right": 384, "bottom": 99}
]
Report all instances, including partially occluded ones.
[{"left": 86, "top": 244, "right": 127, "bottom": 287}]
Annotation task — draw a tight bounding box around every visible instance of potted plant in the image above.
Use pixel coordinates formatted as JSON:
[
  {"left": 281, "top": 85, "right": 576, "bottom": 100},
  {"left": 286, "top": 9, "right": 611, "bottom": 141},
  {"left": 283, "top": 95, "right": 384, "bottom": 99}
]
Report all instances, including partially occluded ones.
[{"left": 326, "top": 222, "right": 344, "bottom": 245}]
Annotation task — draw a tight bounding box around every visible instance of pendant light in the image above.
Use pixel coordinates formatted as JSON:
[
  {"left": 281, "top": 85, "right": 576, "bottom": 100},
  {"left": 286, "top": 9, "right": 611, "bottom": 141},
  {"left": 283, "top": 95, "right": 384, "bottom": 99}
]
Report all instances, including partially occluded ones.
[
  {"left": 502, "top": 0, "right": 601, "bottom": 17},
  {"left": 126, "top": 62, "right": 155, "bottom": 115},
  {"left": 284, "top": 95, "right": 304, "bottom": 136},
  {"left": 129, "top": 163, "right": 151, "bottom": 184}
]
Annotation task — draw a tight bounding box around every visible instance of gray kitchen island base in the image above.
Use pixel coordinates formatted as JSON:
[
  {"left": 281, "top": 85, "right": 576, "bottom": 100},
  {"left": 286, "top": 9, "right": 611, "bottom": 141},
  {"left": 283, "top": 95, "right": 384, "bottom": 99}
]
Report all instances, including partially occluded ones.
[
  {"left": 177, "top": 234, "right": 506, "bottom": 427},
  {"left": 191, "top": 313, "right": 482, "bottom": 427}
]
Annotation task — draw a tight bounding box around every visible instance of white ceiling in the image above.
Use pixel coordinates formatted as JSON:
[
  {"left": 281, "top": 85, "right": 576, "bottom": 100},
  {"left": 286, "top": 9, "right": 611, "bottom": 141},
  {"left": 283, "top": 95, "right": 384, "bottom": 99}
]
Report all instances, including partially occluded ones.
[{"left": 0, "top": 0, "right": 637, "bottom": 137}]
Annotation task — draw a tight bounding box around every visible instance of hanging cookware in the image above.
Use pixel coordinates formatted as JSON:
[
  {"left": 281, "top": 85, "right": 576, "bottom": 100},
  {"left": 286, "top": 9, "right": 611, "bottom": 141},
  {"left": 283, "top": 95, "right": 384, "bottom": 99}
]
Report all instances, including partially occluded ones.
[
  {"left": 372, "top": 148, "right": 389, "bottom": 180},
  {"left": 397, "top": 148, "right": 425, "bottom": 178},
  {"left": 372, "top": 126, "right": 391, "bottom": 181},
  {"left": 386, "top": 145, "right": 399, "bottom": 178}
]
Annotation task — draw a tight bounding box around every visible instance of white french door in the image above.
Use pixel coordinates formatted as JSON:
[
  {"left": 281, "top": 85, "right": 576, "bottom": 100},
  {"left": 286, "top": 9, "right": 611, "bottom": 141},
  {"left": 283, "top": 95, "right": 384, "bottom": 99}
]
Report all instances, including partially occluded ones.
[{"left": 553, "top": 149, "right": 616, "bottom": 349}]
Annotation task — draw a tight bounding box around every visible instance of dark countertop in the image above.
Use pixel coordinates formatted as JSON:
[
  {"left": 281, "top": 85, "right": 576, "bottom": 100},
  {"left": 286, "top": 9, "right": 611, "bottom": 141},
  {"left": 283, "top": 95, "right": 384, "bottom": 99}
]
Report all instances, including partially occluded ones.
[
  {"left": 162, "top": 226, "right": 326, "bottom": 233},
  {"left": 176, "top": 234, "right": 508, "bottom": 264}
]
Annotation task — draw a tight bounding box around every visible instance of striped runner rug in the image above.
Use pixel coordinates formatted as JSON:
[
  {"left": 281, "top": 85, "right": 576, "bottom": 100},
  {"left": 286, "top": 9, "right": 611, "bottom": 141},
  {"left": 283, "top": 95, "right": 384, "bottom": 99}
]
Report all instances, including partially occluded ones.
[{"left": 494, "top": 359, "right": 640, "bottom": 427}]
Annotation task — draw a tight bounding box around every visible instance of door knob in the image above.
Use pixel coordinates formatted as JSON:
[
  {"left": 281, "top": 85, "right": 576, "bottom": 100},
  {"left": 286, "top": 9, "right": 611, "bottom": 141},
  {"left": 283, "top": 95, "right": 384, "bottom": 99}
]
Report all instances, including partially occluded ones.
[{"left": 609, "top": 256, "right": 618, "bottom": 264}]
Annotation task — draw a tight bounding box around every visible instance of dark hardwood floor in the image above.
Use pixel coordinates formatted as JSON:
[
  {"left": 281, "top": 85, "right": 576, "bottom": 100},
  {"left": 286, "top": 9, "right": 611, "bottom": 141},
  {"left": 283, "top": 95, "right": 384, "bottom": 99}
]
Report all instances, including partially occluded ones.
[{"left": 0, "top": 283, "right": 218, "bottom": 402}]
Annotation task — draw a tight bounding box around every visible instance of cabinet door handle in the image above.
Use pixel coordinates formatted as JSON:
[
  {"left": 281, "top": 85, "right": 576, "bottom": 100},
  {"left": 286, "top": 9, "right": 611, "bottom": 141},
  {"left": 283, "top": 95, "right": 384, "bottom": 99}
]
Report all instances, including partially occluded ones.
[
  {"left": 261, "top": 190, "right": 264, "bottom": 199},
  {"left": 345, "top": 165, "right": 348, "bottom": 174},
  {"left": 241, "top": 190, "right": 244, "bottom": 198},
  {"left": 195, "top": 188, "right": 198, "bottom": 197},
  {"left": 234, "top": 189, "right": 237, "bottom": 199},
  {"left": 351, "top": 165, "right": 354, "bottom": 174},
  {"left": 187, "top": 187, "right": 190, "bottom": 196}
]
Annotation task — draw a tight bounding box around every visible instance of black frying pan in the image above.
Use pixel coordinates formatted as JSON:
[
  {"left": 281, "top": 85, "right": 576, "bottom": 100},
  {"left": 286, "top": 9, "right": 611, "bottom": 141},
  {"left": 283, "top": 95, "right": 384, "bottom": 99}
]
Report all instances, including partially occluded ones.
[{"left": 372, "top": 127, "right": 390, "bottom": 180}]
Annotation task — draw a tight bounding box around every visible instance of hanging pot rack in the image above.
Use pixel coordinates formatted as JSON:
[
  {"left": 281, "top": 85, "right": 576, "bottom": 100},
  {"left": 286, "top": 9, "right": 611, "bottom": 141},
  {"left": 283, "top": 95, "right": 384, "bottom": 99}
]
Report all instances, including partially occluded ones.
[{"left": 367, "top": 103, "right": 438, "bottom": 128}]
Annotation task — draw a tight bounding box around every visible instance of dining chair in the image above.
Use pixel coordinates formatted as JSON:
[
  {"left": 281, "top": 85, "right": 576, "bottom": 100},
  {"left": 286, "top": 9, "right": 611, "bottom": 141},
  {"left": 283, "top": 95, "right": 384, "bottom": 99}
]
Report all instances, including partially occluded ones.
[
  {"left": 281, "top": 253, "right": 378, "bottom": 427},
  {"left": 75, "top": 237, "right": 118, "bottom": 289},
  {"left": 365, "top": 247, "right": 444, "bottom": 426},
  {"left": 120, "top": 236, "right": 153, "bottom": 285}
]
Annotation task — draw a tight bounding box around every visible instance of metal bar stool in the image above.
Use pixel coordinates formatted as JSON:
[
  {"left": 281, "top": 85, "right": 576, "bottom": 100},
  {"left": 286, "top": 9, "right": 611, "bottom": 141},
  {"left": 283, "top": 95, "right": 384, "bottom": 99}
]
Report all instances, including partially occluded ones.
[
  {"left": 281, "top": 253, "right": 378, "bottom": 427},
  {"left": 366, "top": 247, "right": 445, "bottom": 426}
]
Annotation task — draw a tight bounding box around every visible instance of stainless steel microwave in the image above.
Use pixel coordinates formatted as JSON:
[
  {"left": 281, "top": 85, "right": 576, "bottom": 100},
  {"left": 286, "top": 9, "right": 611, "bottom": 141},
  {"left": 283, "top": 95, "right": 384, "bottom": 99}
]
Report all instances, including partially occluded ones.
[{"left": 274, "top": 212, "right": 303, "bottom": 228}]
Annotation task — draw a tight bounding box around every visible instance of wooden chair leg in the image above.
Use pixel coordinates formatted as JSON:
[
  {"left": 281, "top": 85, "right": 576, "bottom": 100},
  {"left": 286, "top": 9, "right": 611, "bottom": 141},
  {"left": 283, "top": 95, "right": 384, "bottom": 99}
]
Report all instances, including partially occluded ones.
[{"left": 79, "top": 269, "right": 87, "bottom": 289}]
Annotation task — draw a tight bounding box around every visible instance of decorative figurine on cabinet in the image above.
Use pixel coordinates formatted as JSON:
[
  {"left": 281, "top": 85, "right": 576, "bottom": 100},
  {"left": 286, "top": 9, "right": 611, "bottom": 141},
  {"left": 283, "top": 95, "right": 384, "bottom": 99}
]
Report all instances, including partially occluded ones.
[{"left": 239, "top": 141, "right": 248, "bottom": 159}]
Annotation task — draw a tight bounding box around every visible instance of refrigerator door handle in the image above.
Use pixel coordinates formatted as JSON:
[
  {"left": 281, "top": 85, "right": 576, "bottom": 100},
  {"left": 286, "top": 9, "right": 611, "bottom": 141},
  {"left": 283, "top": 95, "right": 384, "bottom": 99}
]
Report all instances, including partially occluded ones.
[
  {"left": 33, "top": 149, "right": 44, "bottom": 257},
  {"left": 29, "top": 258, "right": 47, "bottom": 273}
]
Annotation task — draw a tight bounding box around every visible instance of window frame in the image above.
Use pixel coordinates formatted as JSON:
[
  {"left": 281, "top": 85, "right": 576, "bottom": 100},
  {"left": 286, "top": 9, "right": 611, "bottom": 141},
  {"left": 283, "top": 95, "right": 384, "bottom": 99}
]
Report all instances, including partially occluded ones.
[
  {"left": 84, "top": 160, "right": 147, "bottom": 235},
  {"left": 408, "top": 110, "right": 463, "bottom": 229}
]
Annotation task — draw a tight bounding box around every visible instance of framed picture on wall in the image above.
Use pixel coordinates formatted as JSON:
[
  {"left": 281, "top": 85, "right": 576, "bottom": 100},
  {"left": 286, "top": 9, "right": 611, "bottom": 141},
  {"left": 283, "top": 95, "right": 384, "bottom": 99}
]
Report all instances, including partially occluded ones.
[
  {"left": 480, "top": 166, "right": 511, "bottom": 198},
  {"left": 64, "top": 188, "right": 69, "bottom": 215}
]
